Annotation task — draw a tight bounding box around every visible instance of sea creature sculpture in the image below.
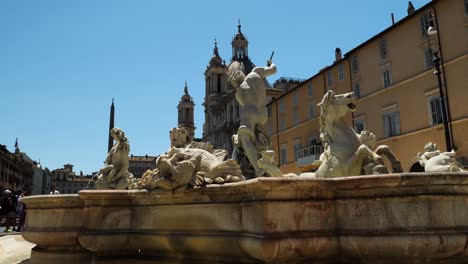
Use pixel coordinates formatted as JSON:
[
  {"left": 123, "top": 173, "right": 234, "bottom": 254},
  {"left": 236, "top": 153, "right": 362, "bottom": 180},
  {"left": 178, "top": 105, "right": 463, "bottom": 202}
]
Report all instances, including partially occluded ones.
[
  {"left": 136, "top": 127, "right": 245, "bottom": 191},
  {"left": 418, "top": 142, "right": 465, "bottom": 172},
  {"left": 138, "top": 147, "right": 244, "bottom": 191},
  {"left": 315, "top": 90, "right": 389, "bottom": 178},
  {"left": 95, "top": 128, "right": 134, "bottom": 189}
]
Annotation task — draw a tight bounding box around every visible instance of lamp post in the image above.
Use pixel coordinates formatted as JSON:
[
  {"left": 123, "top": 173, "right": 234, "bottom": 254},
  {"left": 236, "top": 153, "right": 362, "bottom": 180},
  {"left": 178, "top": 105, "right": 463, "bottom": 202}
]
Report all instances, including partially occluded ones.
[{"left": 427, "top": 18, "right": 452, "bottom": 152}]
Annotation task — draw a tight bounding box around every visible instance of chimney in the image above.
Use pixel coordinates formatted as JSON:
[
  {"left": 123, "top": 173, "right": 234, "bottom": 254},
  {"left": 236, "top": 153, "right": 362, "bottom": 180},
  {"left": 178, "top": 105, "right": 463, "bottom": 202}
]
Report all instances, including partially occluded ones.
[
  {"left": 391, "top": 13, "right": 395, "bottom": 25},
  {"left": 335, "top": 48, "right": 342, "bottom": 62},
  {"left": 407, "top": 1, "right": 415, "bottom": 15}
]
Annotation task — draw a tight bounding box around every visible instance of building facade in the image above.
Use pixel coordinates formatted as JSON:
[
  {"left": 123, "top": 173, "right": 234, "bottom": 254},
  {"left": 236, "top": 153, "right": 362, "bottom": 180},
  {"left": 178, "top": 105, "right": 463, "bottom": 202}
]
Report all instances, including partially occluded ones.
[
  {"left": 0, "top": 142, "right": 34, "bottom": 192},
  {"left": 51, "top": 164, "right": 93, "bottom": 194},
  {"left": 268, "top": 0, "right": 468, "bottom": 174},
  {"left": 267, "top": 49, "right": 351, "bottom": 174},
  {"left": 31, "top": 162, "right": 51, "bottom": 195},
  {"left": 203, "top": 24, "right": 259, "bottom": 154},
  {"left": 203, "top": 24, "right": 289, "bottom": 154},
  {"left": 54, "top": 176, "right": 92, "bottom": 194},
  {"left": 128, "top": 154, "right": 158, "bottom": 178},
  {"left": 348, "top": 0, "right": 468, "bottom": 171}
]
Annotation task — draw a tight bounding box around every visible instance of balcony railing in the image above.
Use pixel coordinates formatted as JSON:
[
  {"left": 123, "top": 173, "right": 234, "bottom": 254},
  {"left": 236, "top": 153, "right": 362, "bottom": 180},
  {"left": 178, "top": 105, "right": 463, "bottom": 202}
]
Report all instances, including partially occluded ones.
[{"left": 296, "top": 144, "right": 323, "bottom": 167}]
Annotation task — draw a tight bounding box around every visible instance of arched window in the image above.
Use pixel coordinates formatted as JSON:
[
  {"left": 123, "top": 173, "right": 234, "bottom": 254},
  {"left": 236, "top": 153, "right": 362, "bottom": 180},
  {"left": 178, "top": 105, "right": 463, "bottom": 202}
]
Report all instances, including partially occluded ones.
[
  {"left": 185, "top": 108, "right": 190, "bottom": 122},
  {"left": 217, "top": 74, "right": 222, "bottom": 93}
]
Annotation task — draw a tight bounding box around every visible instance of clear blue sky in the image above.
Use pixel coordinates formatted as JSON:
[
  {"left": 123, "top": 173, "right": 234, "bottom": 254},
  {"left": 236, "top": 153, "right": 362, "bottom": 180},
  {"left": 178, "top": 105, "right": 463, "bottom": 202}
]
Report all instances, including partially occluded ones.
[{"left": 0, "top": 0, "right": 429, "bottom": 174}]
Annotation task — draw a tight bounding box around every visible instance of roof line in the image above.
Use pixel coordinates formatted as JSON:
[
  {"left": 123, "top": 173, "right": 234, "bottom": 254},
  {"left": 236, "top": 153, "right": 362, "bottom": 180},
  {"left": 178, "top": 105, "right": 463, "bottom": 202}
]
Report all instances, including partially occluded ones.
[
  {"left": 344, "top": 0, "right": 436, "bottom": 56},
  {"left": 268, "top": 0, "right": 437, "bottom": 106}
]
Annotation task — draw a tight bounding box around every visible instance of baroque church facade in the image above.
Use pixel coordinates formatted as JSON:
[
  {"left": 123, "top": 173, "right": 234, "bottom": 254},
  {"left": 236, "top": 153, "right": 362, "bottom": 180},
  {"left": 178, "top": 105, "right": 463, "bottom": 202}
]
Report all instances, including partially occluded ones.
[{"left": 202, "top": 24, "right": 259, "bottom": 154}]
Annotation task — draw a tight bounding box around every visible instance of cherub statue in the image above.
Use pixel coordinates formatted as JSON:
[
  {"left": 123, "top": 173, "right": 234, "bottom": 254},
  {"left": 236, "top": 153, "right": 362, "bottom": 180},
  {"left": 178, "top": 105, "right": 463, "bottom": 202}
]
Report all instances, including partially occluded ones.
[
  {"left": 359, "top": 130, "right": 403, "bottom": 174},
  {"left": 95, "top": 128, "right": 134, "bottom": 189},
  {"left": 418, "top": 142, "right": 465, "bottom": 172}
]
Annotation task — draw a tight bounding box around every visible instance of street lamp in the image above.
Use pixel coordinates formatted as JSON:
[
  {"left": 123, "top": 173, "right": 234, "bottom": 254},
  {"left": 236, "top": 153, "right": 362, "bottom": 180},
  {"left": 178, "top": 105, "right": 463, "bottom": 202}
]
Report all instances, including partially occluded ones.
[{"left": 427, "top": 16, "right": 453, "bottom": 151}]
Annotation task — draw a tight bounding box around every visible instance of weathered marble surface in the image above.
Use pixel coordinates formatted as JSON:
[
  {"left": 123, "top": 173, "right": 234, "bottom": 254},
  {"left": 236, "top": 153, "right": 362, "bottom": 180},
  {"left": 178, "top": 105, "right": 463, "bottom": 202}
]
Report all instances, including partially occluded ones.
[
  {"left": 136, "top": 127, "right": 244, "bottom": 191},
  {"left": 230, "top": 60, "right": 282, "bottom": 178},
  {"left": 360, "top": 130, "right": 403, "bottom": 173},
  {"left": 316, "top": 90, "right": 401, "bottom": 178},
  {"left": 95, "top": 128, "right": 134, "bottom": 190},
  {"left": 22, "top": 172, "right": 468, "bottom": 263},
  {"left": 418, "top": 142, "right": 465, "bottom": 172},
  {"left": 0, "top": 235, "right": 35, "bottom": 264}
]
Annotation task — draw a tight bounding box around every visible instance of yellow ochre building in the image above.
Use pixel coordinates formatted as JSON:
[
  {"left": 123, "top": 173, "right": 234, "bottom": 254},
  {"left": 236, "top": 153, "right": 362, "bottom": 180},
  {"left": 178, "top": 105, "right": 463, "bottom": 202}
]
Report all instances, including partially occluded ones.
[{"left": 267, "top": 0, "right": 468, "bottom": 174}]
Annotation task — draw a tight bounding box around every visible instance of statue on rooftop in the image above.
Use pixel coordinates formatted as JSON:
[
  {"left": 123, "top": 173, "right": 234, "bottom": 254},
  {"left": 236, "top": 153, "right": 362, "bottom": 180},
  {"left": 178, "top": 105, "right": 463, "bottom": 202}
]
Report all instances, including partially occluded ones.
[
  {"left": 418, "top": 142, "right": 465, "bottom": 172},
  {"left": 95, "top": 128, "right": 135, "bottom": 189},
  {"left": 230, "top": 57, "right": 283, "bottom": 178}
]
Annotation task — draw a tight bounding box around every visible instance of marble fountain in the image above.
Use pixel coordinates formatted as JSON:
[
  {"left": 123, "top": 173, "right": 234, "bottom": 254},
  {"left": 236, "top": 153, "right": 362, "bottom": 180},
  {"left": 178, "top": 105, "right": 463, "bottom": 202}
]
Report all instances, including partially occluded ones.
[{"left": 21, "top": 61, "right": 468, "bottom": 263}]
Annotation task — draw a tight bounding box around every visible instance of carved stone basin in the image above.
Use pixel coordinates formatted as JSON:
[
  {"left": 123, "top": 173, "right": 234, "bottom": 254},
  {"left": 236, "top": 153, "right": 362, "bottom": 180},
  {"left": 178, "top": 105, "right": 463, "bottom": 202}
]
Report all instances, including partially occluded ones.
[{"left": 22, "top": 172, "right": 468, "bottom": 263}]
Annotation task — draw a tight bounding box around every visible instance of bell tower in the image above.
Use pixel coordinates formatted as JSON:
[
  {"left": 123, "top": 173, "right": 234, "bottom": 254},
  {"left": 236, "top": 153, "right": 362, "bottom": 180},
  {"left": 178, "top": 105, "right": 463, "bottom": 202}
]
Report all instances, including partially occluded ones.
[
  {"left": 178, "top": 81, "right": 195, "bottom": 142},
  {"left": 231, "top": 21, "right": 249, "bottom": 61},
  {"left": 203, "top": 40, "right": 229, "bottom": 141}
]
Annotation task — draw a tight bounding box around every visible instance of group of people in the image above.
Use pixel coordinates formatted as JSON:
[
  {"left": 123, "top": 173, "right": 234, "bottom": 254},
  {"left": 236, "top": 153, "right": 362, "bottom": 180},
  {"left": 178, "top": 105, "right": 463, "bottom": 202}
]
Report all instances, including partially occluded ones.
[{"left": 0, "top": 189, "right": 26, "bottom": 232}]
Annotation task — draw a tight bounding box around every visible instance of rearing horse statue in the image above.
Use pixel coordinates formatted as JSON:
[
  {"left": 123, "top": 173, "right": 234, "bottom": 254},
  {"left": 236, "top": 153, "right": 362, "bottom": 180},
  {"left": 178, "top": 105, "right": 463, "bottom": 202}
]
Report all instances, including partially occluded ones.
[{"left": 315, "top": 90, "right": 385, "bottom": 178}]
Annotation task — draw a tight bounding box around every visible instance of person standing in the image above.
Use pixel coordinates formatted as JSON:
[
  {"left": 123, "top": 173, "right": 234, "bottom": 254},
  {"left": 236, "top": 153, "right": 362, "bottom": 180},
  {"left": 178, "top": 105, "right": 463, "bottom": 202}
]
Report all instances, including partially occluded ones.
[
  {"left": 14, "top": 190, "right": 26, "bottom": 232},
  {"left": 0, "top": 190, "right": 17, "bottom": 232}
]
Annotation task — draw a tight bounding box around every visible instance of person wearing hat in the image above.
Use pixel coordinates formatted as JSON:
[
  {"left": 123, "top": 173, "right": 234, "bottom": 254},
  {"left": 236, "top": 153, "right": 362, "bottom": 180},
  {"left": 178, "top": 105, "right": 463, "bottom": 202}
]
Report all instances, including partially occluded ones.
[{"left": 0, "top": 189, "right": 17, "bottom": 232}]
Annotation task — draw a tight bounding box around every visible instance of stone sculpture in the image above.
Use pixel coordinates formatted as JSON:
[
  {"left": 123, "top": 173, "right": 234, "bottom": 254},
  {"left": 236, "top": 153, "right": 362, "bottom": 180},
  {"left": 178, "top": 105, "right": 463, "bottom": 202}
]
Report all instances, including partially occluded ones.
[
  {"left": 136, "top": 127, "right": 244, "bottom": 191},
  {"left": 170, "top": 126, "right": 190, "bottom": 148},
  {"left": 418, "top": 142, "right": 465, "bottom": 172},
  {"left": 359, "top": 130, "right": 403, "bottom": 174},
  {"left": 257, "top": 150, "right": 283, "bottom": 177},
  {"left": 95, "top": 128, "right": 134, "bottom": 189},
  {"left": 315, "top": 90, "right": 391, "bottom": 178},
  {"left": 230, "top": 59, "right": 282, "bottom": 178}
]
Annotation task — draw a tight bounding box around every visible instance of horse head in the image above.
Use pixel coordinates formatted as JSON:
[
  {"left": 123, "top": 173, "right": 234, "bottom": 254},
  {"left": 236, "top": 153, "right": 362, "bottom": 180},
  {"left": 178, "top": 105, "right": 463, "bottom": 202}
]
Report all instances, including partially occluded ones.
[{"left": 318, "top": 90, "right": 357, "bottom": 120}]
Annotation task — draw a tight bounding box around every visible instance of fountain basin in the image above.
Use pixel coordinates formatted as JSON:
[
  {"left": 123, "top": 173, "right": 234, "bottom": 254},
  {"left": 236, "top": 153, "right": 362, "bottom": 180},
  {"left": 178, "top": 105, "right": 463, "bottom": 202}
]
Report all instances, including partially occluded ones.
[{"left": 22, "top": 172, "right": 468, "bottom": 263}]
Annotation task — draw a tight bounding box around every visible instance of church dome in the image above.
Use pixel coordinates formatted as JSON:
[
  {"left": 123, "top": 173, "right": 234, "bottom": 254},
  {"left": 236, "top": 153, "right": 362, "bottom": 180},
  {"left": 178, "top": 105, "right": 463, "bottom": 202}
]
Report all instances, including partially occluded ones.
[
  {"left": 229, "top": 22, "right": 253, "bottom": 75},
  {"left": 227, "top": 59, "right": 255, "bottom": 76},
  {"left": 233, "top": 25, "right": 246, "bottom": 41}
]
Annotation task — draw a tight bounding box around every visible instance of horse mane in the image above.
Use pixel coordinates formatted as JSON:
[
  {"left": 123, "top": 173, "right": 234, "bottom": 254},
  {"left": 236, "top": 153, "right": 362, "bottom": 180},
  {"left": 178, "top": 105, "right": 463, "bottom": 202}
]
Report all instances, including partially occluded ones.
[{"left": 318, "top": 91, "right": 333, "bottom": 150}]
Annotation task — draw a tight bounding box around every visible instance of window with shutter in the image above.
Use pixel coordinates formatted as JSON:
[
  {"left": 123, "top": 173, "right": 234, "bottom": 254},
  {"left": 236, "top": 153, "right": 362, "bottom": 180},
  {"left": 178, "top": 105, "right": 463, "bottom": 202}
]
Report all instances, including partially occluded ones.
[
  {"left": 383, "top": 110, "right": 400, "bottom": 137},
  {"left": 420, "top": 14, "right": 430, "bottom": 37},
  {"left": 309, "top": 102, "right": 315, "bottom": 119}
]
